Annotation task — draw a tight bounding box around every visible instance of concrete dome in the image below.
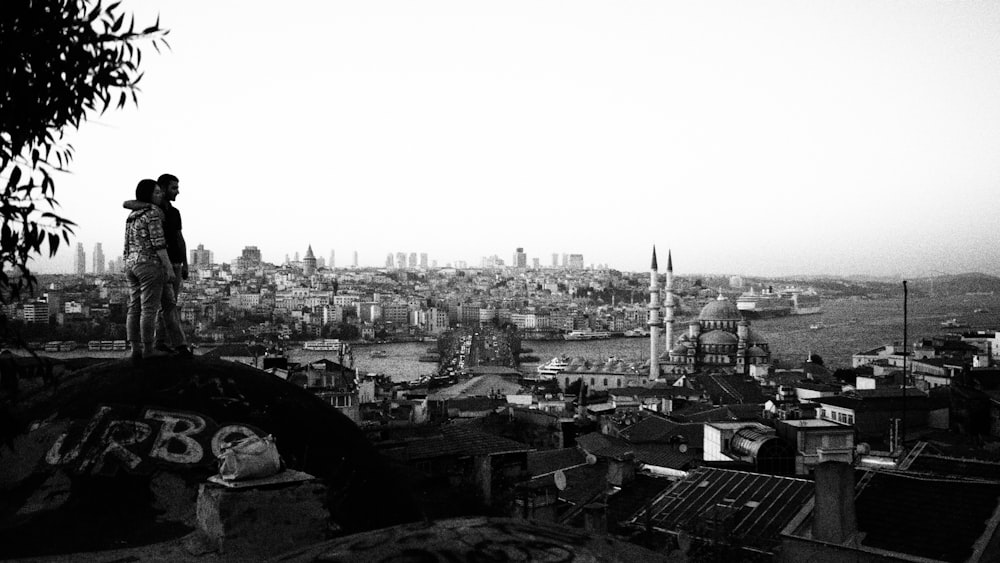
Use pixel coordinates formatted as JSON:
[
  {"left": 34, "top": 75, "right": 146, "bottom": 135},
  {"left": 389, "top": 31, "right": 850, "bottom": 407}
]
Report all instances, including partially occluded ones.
[
  {"left": 0, "top": 357, "right": 417, "bottom": 559},
  {"left": 699, "top": 329, "right": 739, "bottom": 346},
  {"left": 698, "top": 297, "right": 742, "bottom": 321},
  {"left": 749, "top": 345, "right": 769, "bottom": 357}
]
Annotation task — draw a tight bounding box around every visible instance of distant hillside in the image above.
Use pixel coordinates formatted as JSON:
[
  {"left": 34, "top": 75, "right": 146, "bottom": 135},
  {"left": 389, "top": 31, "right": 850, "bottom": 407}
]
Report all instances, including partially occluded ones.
[{"left": 906, "top": 272, "right": 1000, "bottom": 298}]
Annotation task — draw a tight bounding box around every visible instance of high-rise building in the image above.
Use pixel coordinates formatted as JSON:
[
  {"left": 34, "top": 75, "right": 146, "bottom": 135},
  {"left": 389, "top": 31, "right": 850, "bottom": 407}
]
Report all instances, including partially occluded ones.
[
  {"left": 532, "top": 258, "right": 540, "bottom": 269},
  {"left": 191, "top": 244, "right": 213, "bottom": 267},
  {"left": 352, "top": 250, "right": 358, "bottom": 268},
  {"left": 386, "top": 253, "right": 394, "bottom": 268},
  {"left": 419, "top": 253, "right": 428, "bottom": 269},
  {"left": 74, "top": 243, "right": 86, "bottom": 275},
  {"left": 408, "top": 252, "right": 417, "bottom": 269},
  {"left": 92, "top": 243, "right": 105, "bottom": 274},
  {"left": 561, "top": 253, "right": 568, "bottom": 269},
  {"left": 513, "top": 247, "right": 527, "bottom": 269},
  {"left": 396, "top": 252, "right": 407, "bottom": 270},
  {"left": 569, "top": 254, "right": 584, "bottom": 269},
  {"left": 329, "top": 250, "right": 335, "bottom": 269},
  {"left": 303, "top": 245, "right": 317, "bottom": 276},
  {"left": 551, "top": 253, "right": 559, "bottom": 268},
  {"left": 242, "top": 246, "right": 262, "bottom": 265}
]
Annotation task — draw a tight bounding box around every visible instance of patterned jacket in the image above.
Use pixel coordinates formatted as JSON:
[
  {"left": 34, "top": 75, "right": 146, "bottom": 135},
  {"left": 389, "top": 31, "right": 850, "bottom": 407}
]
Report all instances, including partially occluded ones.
[{"left": 124, "top": 206, "right": 167, "bottom": 266}]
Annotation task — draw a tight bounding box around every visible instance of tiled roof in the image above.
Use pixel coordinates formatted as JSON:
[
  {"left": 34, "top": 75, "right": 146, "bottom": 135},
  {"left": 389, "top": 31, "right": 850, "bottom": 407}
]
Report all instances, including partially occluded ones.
[
  {"left": 631, "top": 444, "right": 697, "bottom": 470},
  {"left": 527, "top": 448, "right": 588, "bottom": 477},
  {"left": 200, "top": 343, "right": 254, "bottom": 358},
  {"left": 576, "top": 432, "right": 634, "bottom": 459},
  {"left": 631, "top": 467, "right": 812, "bottom": 554},
  {"left": 620, "top": 415, "right": 703, "bottom": 446},
  {"left": 855, "top": 471, "right": 1000, "bottom": 561},
  {"left": 381, "top": 425, "right": 532, "bottom": 461}
]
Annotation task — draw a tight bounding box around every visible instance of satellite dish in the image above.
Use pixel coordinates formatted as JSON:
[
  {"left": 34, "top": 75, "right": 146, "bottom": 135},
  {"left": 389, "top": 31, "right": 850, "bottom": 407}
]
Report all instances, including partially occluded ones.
[
  {"left": 553, "top": 470, "right": 567, "bottom": 491},
  {"left": 585, "top": 453, "right": 598, "bottom": 465},
  {"left": 679, "top": 443, "right": 688, "bottom": 453}
]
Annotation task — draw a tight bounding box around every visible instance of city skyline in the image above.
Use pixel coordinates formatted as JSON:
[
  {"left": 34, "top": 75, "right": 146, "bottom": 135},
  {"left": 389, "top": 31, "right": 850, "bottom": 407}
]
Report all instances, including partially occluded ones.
[{"left": 26, "top": 0, "right": 1000, "bottom": 278}]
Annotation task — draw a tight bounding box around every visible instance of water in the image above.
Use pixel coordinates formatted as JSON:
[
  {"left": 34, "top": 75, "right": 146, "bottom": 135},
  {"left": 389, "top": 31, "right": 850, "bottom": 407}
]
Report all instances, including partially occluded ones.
[
  {"left": 22, "top": 294, "right": 1000, "bottom": 383},
  {"left": 349, "top": 294, "right": 1000, "bottom": 380}
]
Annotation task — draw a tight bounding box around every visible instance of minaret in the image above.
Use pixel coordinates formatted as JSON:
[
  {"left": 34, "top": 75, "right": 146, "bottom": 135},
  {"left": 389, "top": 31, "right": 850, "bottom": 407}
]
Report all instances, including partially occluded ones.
[
  {"left": 648, "top": 246, "right": 662, "bottom": 378},
  {"left": 664, "top": 249, "right": 675, "bottom": 354}
]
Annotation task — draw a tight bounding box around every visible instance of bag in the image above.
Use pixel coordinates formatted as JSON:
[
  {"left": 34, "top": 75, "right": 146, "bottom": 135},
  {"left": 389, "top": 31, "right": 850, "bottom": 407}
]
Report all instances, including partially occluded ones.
[{"left": 218, "top": 434, "right": 283, "bottom": 481}]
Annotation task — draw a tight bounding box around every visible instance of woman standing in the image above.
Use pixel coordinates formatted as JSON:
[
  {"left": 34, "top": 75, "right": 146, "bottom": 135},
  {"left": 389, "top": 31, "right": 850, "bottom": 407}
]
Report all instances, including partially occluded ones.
[{"left": 123, "top": 179, "right": 176, "bottom": 360}]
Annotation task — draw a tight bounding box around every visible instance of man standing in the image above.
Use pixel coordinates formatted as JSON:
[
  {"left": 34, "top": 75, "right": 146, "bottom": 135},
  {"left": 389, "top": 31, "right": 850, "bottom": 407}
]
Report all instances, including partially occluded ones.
[{"left": 155, "top": 173, "right": 192, "bottom": 357}]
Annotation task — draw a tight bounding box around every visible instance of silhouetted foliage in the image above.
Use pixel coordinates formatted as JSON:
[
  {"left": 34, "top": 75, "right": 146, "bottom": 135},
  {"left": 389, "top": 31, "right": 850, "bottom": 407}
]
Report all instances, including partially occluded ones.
[{"left": 1, "top": 0, "right": 169, "bottom": 304}]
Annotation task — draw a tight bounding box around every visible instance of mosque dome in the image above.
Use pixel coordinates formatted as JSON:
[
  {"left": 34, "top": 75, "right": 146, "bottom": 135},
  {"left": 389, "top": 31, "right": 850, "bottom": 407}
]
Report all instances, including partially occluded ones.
[
  {"left": 698, "top": 296, "right": 743, "bottom": 321},
  {"left": 672, "top": 343, "right": 690, "bottom": 355},
  {"left": 699, "top": 330, "right": 739, "bottom": 346},
  {"left": 749, "top": 345, "right": 769, "bottom": 357},
  {"left": 0, "top": 357, "right": 416, "bottom": 559},
  {"left": 746, "top": 328, "right": 768, "bottom": 345}
]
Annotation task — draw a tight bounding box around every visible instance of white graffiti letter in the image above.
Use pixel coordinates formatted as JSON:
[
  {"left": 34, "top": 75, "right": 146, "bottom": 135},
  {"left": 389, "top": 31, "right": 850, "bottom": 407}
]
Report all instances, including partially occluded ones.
[
  {"left": 145, "top": 409, "right": 207, "bottom": 464},
  {"left": 81, "top": 420, "right": 153, "bottom": 474},
  {"left": 211, "top": 425, "right": 263, "bottom": 459},
  {"left": 46, "top": 406, "right": 112, "bottom": 466}
]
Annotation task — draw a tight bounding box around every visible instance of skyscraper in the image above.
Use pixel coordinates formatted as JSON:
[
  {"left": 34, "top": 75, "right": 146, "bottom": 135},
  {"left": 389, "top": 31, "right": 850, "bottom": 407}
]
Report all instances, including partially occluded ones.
[
  {"left": 242, "top": 246, "right": 262, "bottom": 265},
  {"left": 386, "top": 253, "right": 394, "bottom": 268},
  {"left": 408, "top": 252, "right": 417, "bottom": 269},
  {"left": 191, "top": 243, "right": 213, "bottom": 267},
  {"left": 396, "top": 252, "right": 407, "bottom": 270},
  {"left": 569, "top": 254, "right": 584, "bottom": 269},
  {"left": 74, "top": 243, "right": 86, "bottom": 275},
  {"left": 352, "top": 250, "right": 358, "bottom": 268},
  {"left": 329, "top": 250, "right": 335, "bottom": 269},
  {"left": 513, "top": 247, "right": 527, "bottom": 269},
  {"left": 551, "top": 253, "right": 558, "bottom": 268},
  {"left": 420, "top": 253, "right": 428, "bottom": 269},
  {"left": 92, "top": 243, "right": 105, "bottom": 275}
]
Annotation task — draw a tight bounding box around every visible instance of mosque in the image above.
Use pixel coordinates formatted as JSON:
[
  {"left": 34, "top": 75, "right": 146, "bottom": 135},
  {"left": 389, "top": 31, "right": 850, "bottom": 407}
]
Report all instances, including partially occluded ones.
[{"left": 647, "top": 247, "right": 771, "bottom": 377}]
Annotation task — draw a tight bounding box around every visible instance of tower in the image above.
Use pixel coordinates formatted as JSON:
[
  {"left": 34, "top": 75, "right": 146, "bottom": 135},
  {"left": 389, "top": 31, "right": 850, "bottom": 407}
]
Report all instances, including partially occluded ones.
[
  {"left": 303, "top": 245, "right": 316, "bottom": 277},
  {"left": 74, "top": 243, "right": 86, "bottom": 275},
  {"left": 664, "top": 249, "right": 675, "bottom": 353},
  {"left": 329, "top": 250, "right": 335, "bottom": 269},
  {"left": 92, "top": 243, "right": 105, "bottom": 275},
  {"left": 647, "top": 246, "right": 662, "bottom": 378}
]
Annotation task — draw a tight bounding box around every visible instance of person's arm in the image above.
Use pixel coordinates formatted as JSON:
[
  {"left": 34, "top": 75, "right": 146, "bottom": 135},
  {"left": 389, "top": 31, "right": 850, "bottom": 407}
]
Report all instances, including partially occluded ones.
[
  {"left": 123, "top": 200, "right": 154, "bottom": 210},
  {"left": 147, "top": 209, "right": 176, "bottom": 281},
  {"left": 177, "top": 220, "right": 188, "bottom": 279}
]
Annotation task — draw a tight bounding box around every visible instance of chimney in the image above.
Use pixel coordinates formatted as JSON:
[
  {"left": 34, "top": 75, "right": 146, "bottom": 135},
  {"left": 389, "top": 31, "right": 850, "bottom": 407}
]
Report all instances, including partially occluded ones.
[
  {"left": 812, "top": 461, "right": 857, "bottom": 544},
  {"left": 607, "top": 452, "right": 636, "bottom": 486}
]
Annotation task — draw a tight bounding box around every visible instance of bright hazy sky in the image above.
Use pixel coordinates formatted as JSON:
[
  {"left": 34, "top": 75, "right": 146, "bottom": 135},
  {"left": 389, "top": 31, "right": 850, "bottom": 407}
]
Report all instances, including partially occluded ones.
[{"left": 32, "top": 0, "right": 1000, "bottom": 277}]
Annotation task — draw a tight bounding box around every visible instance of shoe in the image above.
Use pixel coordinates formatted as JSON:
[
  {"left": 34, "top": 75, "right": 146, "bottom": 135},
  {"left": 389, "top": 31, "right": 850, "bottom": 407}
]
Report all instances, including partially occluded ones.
[
  {"left": 174, "top": 345, "right": 193, "bottom": 358},
  {"left": 154, "top": 342, "right": 174, "bottom": 353}
]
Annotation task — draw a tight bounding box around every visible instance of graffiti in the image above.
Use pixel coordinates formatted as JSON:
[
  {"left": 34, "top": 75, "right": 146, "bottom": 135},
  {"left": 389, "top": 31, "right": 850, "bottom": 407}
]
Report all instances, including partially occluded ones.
[{"left": 45, "top": 405, "right": 263, "bottom": 475}]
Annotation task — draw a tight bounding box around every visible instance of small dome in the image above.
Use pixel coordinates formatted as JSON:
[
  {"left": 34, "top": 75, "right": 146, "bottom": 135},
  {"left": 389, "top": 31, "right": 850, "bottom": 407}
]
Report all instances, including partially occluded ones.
[
  {"left": 699, "top": 330, "right": 739, "bottom": 346},
  {"left": 672, "top": 343, "right": 689, "bottom": 355},
  {"left": 747, "top": 328, "right": 768, "bottom": 345},
  {"left": 698, "top": 297, "right": 743, "bottom": 321},
  {"left": 749, "top": 345, "right": 768, "bottom": 357}
]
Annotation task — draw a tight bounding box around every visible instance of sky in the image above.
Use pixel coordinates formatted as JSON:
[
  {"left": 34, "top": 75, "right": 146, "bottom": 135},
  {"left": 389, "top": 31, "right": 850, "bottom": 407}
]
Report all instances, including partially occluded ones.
[{"left": 29, "top": 0, "right": 1000, "bottom": 277}]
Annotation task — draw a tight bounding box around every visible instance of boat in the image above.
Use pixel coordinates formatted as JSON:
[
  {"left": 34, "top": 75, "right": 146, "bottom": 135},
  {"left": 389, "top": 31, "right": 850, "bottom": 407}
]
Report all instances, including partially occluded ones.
[
  {"left": 737, "top": 285, "right": 822, "bottom": 318},
  {"left": 736, "top": 286, "right": 793, "bottom": 318},
  {"left": 303, "top": 339, "right": 347, "bottom": 352},
  {"left": 370, "top": 350, "right": 388, "bottom": 358},
  {"left": 623, "top": 328, "right": 650, "bottom": 338},
  {"left": 975, "top": 308, "right": 990, "bottom": 314},
  {"left": 809, "top": 323, "right": 825, "bottom": 330},
  {"left": 940, "top": 318, "right": 969, "bottom": 329},
  {"left": 536, "top": 356, "right": 570, "bottom": 377},
  {"left": 563, "top": 330, "right": 611, "bottom": 341}
]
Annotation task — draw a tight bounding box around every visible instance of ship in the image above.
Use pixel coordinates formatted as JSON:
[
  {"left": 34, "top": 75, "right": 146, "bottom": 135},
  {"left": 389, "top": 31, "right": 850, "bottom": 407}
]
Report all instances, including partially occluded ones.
[
  {"left": 736, "top": 285, "right": 822, "bottom": 318},
  {"left": 302, "top": 339, "right": 349, "bottom": 352},
  {"left": 370, "top": 350, "right": 388, "bottom": 358},
  {"left": 940, "top": 318, "right": 969, "bottom": 329},
  {"left": 563, "top": 330, "right": 612, "bottom": 341},
  {"left": 536, "top": 356, "right": 570, "bottom": 377}
]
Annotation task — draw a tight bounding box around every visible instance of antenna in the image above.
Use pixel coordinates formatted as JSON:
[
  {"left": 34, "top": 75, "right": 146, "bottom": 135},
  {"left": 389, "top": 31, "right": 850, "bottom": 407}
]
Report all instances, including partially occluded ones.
[{"left": 902, "top": 280, "right": 908, "bottom": 452}]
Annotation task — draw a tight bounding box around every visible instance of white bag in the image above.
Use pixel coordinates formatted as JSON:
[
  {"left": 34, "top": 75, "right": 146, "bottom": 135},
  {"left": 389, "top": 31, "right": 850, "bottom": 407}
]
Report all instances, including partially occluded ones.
[{"left": 217, "top": 434, "right": 283, "bottom": 481}]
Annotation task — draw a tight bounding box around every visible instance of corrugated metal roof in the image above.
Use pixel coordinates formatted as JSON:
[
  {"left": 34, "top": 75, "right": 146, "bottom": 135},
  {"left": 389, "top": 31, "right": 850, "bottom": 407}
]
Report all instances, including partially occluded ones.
[{"left": 632, "top": 467, "right": 812, "bottom": 553}]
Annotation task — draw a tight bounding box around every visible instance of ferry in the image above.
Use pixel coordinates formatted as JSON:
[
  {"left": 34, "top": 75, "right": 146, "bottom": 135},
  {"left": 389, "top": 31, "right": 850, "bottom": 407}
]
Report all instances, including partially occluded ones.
[
  {"left": 536, "top": 356, "right": 570, "bottom": 377},
  {"left": 303, "top": 339, "right": 347, "bottom": 352},
  {"left": 563, "top": 330, "right": 611, "bottom": 341},
  {"left": 370, "top": 350, "right": 388, "bottom": 358},
  {"left": 940, "top": 318, "right": 969, "bottom": 329},
  {"left": 809, "top": 323, "right": 825, "bottom": 330}
]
